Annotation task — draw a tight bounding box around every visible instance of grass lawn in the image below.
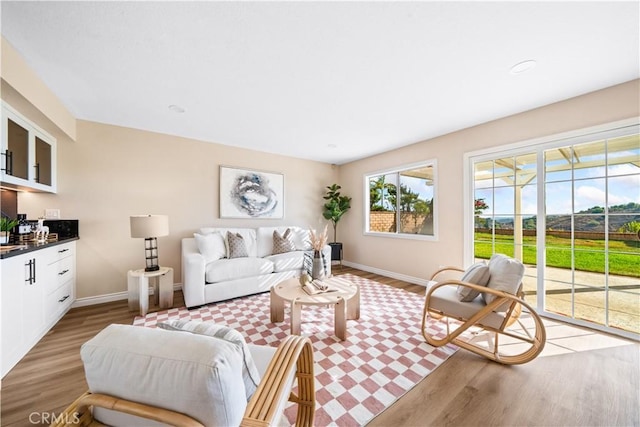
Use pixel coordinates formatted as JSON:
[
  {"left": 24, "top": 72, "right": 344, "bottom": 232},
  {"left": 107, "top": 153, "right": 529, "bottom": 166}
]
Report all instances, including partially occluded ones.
[{"left": 474, "top": 232, "right": 639, "bottom": 277}]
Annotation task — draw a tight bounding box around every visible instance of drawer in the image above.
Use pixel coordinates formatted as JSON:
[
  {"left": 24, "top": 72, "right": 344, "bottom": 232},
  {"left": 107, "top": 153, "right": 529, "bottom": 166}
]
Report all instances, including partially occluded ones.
[
  {"left": 45, "top": 281, "right": 73, "bottom": 320},
  {"left": 43, "top": 242, "right": 75, "bottom": 265},
  {"left": 54, "top": 256, "right": 74, "bottom": 287}
]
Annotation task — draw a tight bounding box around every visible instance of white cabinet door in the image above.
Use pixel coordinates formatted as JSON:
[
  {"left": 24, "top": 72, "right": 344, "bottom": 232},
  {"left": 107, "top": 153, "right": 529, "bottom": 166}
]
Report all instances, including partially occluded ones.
[
  {"left": 1, "top": 255, "right": 26, "bottom": 377},
  {"left": 22, "top": 255, "right": 45, "bottom": 343}
]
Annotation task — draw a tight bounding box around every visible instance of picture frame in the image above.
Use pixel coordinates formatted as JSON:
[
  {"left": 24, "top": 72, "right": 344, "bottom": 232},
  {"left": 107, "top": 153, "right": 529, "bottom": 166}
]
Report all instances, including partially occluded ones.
[{"left": 219, "top": 166, "right": 284, "bottom": 219}]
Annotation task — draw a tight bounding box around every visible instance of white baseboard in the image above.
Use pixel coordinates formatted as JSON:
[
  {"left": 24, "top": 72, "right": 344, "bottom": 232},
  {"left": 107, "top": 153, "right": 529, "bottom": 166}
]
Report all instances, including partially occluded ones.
[
  {"left": 72, "top": 284, "right": 183, "bottom": 308},
  {"left": 341, "top": 261, "right": 428, "bottom": 287}
]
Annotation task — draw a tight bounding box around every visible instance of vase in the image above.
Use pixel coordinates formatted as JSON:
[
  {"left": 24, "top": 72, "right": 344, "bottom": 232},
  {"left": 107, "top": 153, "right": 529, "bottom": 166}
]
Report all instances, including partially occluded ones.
[
  {"left": 0, "top": 231, "right": 9, "bottom": 245},
  {"left": 311, "top": 250, "right": 324, "bottom": 280}
]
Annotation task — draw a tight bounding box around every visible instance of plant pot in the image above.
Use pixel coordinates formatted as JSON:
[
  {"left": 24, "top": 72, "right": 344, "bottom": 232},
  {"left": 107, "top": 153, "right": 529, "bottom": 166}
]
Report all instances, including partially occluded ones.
[
  {"left": 329, "top": 242, "right": 343, "bottom": 261},
  {"left": 0, "top": 231, "right": 9, "bottom": 244}
]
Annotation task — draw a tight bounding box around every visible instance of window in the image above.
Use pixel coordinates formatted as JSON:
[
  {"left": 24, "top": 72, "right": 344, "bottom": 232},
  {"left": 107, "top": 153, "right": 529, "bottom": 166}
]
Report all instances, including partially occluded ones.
[
  {"left": 365, "top": 161, "right": 437, "bottom": 239},
  {"left": 467, "top": 122, "right": 639, "bottom": 340}
]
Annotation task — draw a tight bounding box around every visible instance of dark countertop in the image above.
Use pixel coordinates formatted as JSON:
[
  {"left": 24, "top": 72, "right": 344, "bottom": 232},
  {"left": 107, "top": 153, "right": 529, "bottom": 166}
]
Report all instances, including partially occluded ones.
[{"left": 0, "top": 237, "right": 79, "bottom": 259}]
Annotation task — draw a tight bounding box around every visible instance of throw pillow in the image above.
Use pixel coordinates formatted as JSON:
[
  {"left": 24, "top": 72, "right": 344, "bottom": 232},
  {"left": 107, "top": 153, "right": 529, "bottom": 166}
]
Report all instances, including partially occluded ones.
[
  {"left": 456, "top": 262, "right": 491, "bottom": 302},
  {"left": 193, "top": 232, "right": 227, "bottom": 263},
  {"left": 273, "top": 229, "right": 295, "bottom": 254},
  {"left": 227, "top": 232, "right": 249, "bottom": 258},
  {"left": 157, "top": 320, "right": 260, "bottom": 401},
  {"left": 482, "top": 254, "right": 525, "bottom": 311}
]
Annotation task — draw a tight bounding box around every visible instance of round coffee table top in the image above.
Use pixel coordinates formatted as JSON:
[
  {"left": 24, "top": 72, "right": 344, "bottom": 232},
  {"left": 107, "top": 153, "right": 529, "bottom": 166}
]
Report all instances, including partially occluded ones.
[{"left": 274, "top": 277, "right": 358, "bottom": 305}]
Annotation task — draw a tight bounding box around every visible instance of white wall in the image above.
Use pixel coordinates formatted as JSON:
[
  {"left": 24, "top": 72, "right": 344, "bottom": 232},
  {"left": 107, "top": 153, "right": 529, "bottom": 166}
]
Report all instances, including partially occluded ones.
[
  {"left": 337, "top": 79, "right": 640, "bottom": 284},
  {"left": 18, "top": 120, "right": 337, "bottom": 299}
]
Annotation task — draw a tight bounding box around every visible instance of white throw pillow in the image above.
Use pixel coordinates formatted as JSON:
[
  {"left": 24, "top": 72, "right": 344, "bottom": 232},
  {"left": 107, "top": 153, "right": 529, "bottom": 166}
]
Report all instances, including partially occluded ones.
[
  {"left": 456, "top": 262, "right": 491, "bottom": 302},
  {"left": 194, "top": 232, "right": 227, "bottom": 263},
  {"left": 483, "top": 254, "right": 525, "bottom": 311},
  {"left": 158, "top": 320, "right": 261, "bottom": 401},
  {"left": 291, "top": 228, "right": 312, "bottom": 251}
]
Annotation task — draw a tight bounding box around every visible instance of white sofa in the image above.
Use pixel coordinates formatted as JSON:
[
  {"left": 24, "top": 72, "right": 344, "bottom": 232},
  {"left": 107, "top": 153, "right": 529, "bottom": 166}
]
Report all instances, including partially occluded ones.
[{"left": 182, "top": 226, "right": 331, "bottom": 308}]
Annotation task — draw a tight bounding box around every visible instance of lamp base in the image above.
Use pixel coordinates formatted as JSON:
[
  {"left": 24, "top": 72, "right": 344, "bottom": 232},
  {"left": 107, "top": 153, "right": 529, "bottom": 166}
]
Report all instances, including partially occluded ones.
[{"left": 144, "top": 237, "right": 160, "bottom": 272}]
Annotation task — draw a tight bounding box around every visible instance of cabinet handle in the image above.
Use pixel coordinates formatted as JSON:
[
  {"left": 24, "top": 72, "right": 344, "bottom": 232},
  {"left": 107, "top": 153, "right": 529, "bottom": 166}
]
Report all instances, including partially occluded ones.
[
  {"left": 58, "top": 248, "right": 69, "bottom": 254},
  {"left": 24, "top": 259, "right": 36, "bottom": 285},
  {"left": 1, "top": 149, "right": 13, "bottom": 175},
  {"left": 58, "top": 295, "right": 69, "bottom": 303},
  {"left": 59, "top": 269, "right": 69, "bottom": 276},
  {"left": 34, "top": 163, "right": 40, "bottom": 183}
]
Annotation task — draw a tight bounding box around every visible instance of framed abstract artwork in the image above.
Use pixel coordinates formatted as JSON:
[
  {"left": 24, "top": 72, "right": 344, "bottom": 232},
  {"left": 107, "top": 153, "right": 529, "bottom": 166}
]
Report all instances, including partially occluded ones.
[{"left": 219, "top": 166, "right": 284, "bottom": 219}]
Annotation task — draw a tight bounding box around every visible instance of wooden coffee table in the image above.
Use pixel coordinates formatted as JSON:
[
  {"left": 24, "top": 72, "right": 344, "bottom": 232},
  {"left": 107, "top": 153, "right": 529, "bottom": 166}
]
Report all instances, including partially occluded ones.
[{"left": 270, "top": 276, "right": 360, "bottom": 341}]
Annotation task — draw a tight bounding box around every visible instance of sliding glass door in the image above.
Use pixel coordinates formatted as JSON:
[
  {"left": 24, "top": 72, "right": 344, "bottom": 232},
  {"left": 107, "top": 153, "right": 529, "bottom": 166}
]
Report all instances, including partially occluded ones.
[{"left": 470, "top": 125, "right": 639, "bottom": 338}]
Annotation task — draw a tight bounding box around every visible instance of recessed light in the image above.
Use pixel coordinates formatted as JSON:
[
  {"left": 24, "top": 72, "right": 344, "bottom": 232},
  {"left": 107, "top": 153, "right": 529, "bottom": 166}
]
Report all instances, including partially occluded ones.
[
  {"left": 327, "top": 144, "right": 337, "bottom": 149},
  {"left": 510, "top": 60, "right": 537, "bottom": 75},
  {"left": 168, "top": 104, "right": 185, "bottom": 113}
]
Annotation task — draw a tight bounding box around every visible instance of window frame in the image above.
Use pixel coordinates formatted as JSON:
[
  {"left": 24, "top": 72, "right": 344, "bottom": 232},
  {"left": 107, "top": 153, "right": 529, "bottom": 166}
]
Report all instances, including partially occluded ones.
[
  {"left": 463, "top": 117, "right": 640, "bottom": 341},
  {"left": 363, "top": 159, "right": 438, "bottom": 241}
]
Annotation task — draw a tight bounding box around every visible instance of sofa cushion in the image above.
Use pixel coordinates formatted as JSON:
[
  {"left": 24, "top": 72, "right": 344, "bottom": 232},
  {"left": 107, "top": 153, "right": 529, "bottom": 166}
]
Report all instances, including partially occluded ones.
[
  {"left": 273, "top": 229, "right": 295, "bottom": 254},
  {"left": 157, "top": 320, "right": 260, "bottom": 401},
  {"left": 264, "top": 251, "right": 305, "bottom": 273},
  {"left": 483, "top": 254, "right": 525, "bottom": 311},
  {"left": 81, "top": 324, "right": 247, "bottom": 427},
  {"left": 194, "top": 232, "right": 227, "bottom": 262},
  {"left": 255, "top": 226, "right": 292, "bottom": 257},
  {"left": 227, "top": 232, "right": 249, "bottom": 258},
  {"left": 206, "top": 257, "right": 275, "bottom": 283},
  {"left": 456, "top": 261, "right": 491, "bottom": 302}
]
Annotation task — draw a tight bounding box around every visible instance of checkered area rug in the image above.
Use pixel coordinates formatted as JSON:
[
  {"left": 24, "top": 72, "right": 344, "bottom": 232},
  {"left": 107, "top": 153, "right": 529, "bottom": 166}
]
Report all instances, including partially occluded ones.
[{"left": 133, "top": 274, "right": 457, "bottom": 426}]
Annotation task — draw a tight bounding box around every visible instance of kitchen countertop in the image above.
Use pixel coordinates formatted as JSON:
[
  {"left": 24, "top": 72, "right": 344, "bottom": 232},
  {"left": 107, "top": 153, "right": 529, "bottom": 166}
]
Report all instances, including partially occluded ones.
[{"left": 0, "top": 236, "right": 79, "bottom": 259}]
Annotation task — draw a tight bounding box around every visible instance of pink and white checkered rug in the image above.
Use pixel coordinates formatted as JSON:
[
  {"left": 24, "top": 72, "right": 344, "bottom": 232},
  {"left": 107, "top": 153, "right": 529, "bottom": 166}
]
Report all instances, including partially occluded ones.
[{"left": 133, "top": 274, "right": 456, "bottom": 426}]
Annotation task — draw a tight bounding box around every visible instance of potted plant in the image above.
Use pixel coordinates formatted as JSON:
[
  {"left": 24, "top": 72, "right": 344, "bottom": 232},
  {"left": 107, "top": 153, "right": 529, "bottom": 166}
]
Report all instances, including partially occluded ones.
[
  {"left": 322, "top": 184, "right": 351, "bottom": 264},
  {"left": 0, "top": 217, "right": 19, "bottom": 244}
]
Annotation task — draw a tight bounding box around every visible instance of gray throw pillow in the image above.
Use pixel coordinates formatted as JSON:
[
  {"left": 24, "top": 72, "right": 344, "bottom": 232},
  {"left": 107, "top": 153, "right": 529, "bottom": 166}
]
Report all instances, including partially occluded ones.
[
  {"left": 273, "top": 229, "right": 295, "bottom": 254},
  {"left": 227, "top": 232, "right": 249, "bottom": 258},
  {"left": 457, "top": 262, "right": 491, "bottom": 302},
  {"left": 157, "top": 320, "right": 260, "bottom": 401}
]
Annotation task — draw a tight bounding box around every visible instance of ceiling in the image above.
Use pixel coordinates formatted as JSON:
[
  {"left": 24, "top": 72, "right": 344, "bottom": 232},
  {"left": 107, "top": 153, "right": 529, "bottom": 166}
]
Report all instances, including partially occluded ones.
[{"left": 1, "top": 1, "right": 638, "bottom": 165}]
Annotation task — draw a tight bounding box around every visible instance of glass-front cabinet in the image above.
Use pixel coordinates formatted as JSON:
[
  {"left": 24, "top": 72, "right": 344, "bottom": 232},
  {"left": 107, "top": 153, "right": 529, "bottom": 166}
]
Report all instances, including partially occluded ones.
[{"left": 1, "top": 102, "right": 56, "bottom": 192}]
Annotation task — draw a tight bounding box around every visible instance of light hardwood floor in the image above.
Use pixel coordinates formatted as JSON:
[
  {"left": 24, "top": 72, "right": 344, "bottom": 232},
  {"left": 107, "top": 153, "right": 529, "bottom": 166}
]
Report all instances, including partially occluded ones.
[{"left": 1, "top": 267, "right": 638, "bottom": 426}]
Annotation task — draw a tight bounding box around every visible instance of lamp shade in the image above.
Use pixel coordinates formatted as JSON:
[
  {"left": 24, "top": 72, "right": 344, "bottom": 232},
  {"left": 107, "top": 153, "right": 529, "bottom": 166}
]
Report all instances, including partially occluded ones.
[{"left": 130, "top": 215, "right": 169, "bottom": 238}]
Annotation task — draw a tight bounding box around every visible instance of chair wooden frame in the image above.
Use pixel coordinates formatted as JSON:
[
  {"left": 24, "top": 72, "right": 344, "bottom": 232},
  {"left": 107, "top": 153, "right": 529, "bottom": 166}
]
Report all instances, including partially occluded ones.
[
  {"left": 52, "top": 335, "right": 316, "bottom": 427},
  {"left": 421, "top": 266, "right": 546, "bottom": 365}
]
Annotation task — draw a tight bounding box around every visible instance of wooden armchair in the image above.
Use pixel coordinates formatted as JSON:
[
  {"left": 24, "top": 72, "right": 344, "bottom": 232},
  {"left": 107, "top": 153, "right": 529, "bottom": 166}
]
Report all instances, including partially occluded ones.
[
  {"left": 421, "top": 255, "right": 546, "bottom": 365},
  {"left": 52, "top": 324, "right": 315, "bottom": 427}
]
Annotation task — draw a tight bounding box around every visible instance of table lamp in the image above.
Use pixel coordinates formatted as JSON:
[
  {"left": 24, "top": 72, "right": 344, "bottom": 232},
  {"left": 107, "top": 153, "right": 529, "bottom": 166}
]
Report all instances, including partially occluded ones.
[{"left": 130, "top": 215, "right": 169, "bottom": 271}]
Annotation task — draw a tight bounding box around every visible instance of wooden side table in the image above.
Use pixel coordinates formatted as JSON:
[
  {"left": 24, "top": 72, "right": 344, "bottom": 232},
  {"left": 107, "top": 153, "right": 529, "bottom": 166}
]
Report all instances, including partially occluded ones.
[{"left": 127, "top": 267, "right": 174, "bottom": 316}]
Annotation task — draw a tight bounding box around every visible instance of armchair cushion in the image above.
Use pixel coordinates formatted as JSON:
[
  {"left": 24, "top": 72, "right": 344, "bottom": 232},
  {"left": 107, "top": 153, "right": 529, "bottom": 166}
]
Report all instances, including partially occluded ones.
[
  {"left": 483, "top": 254, "right": 525, "bottom": 310},
  {"left": 81, "top": 324, "right": 248, "bottom": 426},
  {"left": 158, "top": 320, "right": 261, "bottom": 401},
  {"left": 456, "top": 261, "right": 491, "bottom": 302}
]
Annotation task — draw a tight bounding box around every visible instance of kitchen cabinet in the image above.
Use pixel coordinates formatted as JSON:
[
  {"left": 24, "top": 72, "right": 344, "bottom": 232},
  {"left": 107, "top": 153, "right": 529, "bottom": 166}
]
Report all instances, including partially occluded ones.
[
  {"left": 1, "top": 241, "right": 75, "bottom": 377},
  {"left": 1, "top": 102, "right": 56, "bottom": 192}
]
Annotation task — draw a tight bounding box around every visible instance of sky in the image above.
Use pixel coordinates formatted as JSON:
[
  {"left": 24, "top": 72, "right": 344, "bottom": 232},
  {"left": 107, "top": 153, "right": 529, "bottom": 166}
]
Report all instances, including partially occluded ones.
[{"left": 475, "top": 163, "right": 640, "bottom": 217}]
